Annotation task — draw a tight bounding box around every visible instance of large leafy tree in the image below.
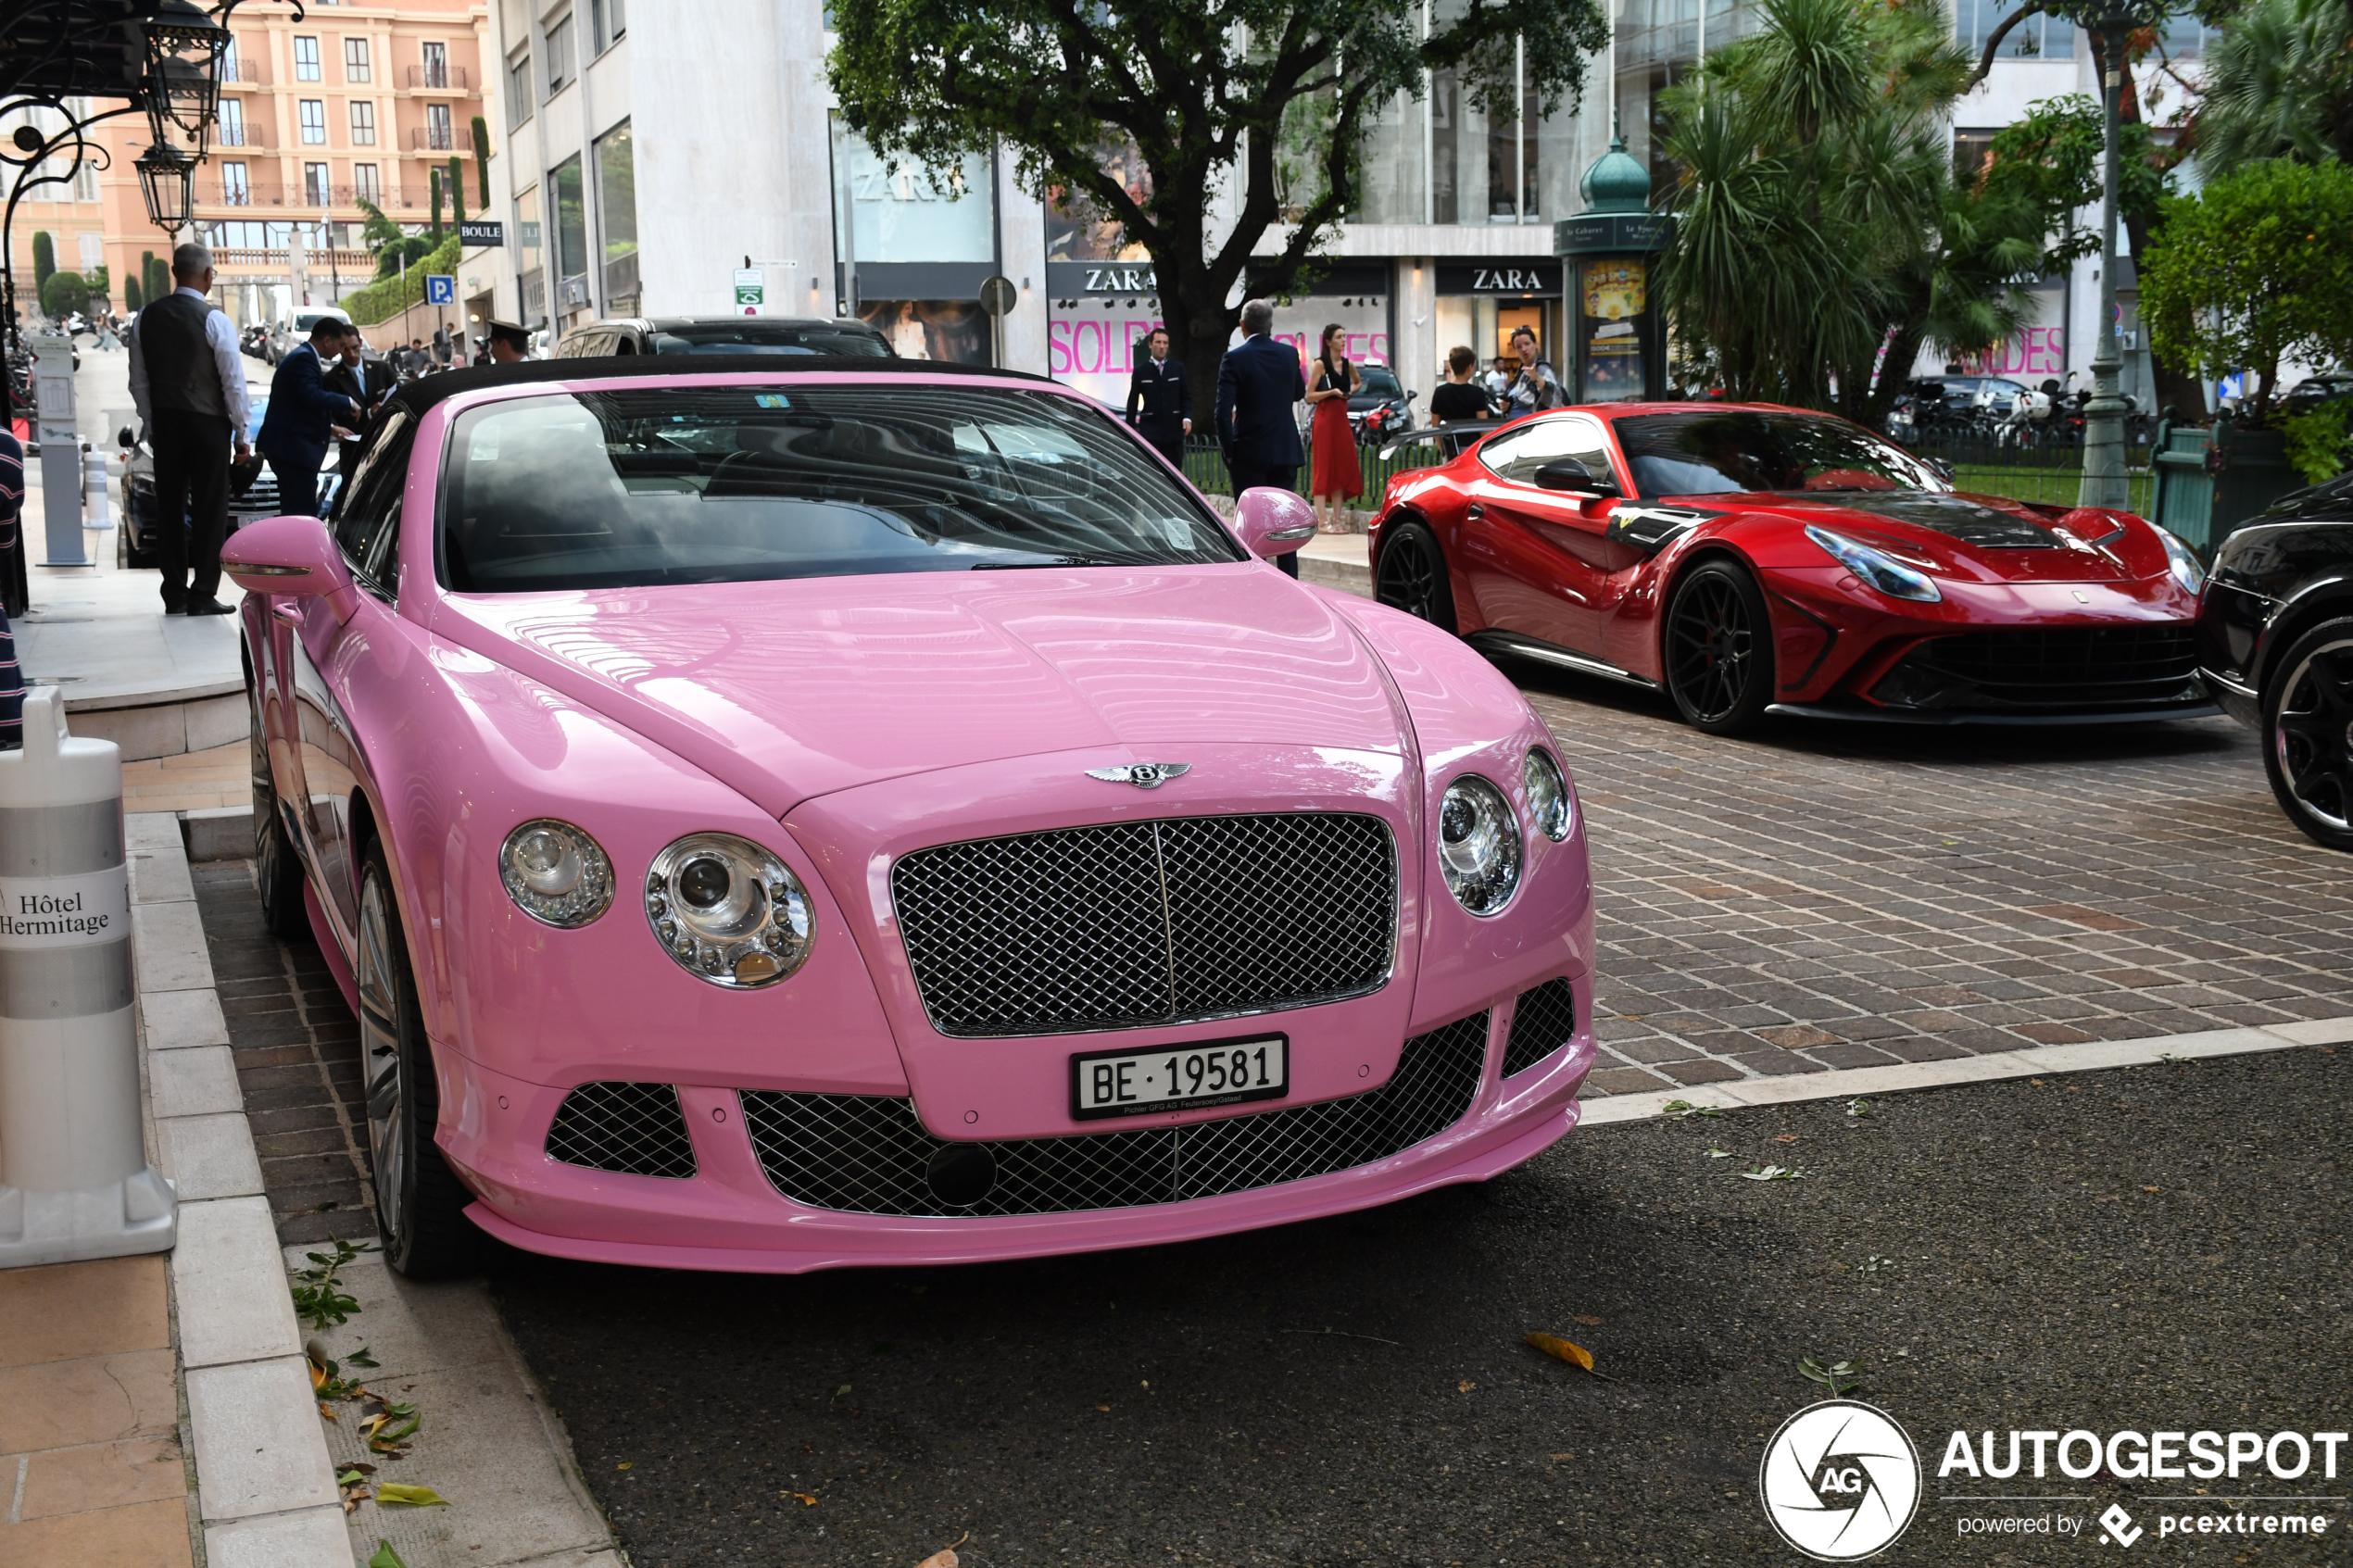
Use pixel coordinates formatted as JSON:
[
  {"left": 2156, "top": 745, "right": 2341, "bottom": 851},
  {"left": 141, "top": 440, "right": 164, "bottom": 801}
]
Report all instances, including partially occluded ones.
[
  {"left": 2140, "top": 157, "right": 2353, "bottom": 427},
  {"left": 2194, "top": 0, "right": 2353, "bottom": 164},
  {"left": 1655, "top": 0, "right": 2047, "bottom": 426},
  {"left": 830, "top": 0, "right": 1609, "bottom": 416}
]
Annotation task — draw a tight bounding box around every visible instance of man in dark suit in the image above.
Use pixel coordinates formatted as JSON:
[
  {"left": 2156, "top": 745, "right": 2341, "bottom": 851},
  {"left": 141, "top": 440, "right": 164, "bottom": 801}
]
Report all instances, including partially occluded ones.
[
  {"left": 256, "top": 319, "right": 362, "bottom": 520},
  {"left": 1125, "top": 327, "right": 1191, "bottom": 466},
  {"left": 323, "top": 328, "right": 397, "bottom": 483},
  {"left": 126, "top": 243, "right": 255, "bottom": 614},
  {"left": 1214, "top": 298, "right": 1308, "bottom": 577}
]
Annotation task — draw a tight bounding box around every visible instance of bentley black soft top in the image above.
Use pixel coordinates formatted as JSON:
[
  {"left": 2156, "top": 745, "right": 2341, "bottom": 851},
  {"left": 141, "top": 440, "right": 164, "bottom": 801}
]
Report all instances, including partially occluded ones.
[{"left": 380, "top": 354, "right": 1060, "bottom": 420}]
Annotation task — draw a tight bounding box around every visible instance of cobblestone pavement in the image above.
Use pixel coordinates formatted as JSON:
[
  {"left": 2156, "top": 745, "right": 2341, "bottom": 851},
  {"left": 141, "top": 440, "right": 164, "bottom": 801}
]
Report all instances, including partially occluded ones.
[
  {"left": 1506, "top": 665, "right": 2353, "bottom": 1098},
  {"left": 191, "top": 860, "right": 376, "bottom": 1246}
]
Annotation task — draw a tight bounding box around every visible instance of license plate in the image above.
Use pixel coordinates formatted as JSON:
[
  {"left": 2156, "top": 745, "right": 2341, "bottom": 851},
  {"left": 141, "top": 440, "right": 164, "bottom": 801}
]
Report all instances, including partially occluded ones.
[{"left": 1069, "top": 1035, "right": 1289, "bottom": 1121}]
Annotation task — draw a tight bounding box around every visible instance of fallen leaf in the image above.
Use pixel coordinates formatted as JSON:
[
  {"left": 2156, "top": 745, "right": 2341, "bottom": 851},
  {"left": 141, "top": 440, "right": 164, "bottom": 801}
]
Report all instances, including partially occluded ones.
[
  {"left": 345, "top": 1462, "right": 377, "bottom": 1475},
  {"left": 346, "top": 1348, "right": 380, "bottom": 1369},
  {"left": 786, "top": 1491, "right": 818, "bottom": 1507},
  {"left": 834, "top": 1384, "right": 853, "bottom": 1400},
  {"left": 1457, "top": 1379, "right": 1477, "bottom": 1393},
  {"left": 1742, "top": 1164, "right": 1806, "bottom": 1181},
  {"left": 308, "top": 1361, "right": 328, "bottom": 1391},
  {"left": 914, "top": 1533, "right": 969, "bottom": 1568},
  {"left": 368, "top": 1542, "right": 409, "bottom": 1568},
  {"left": 318, "top": 1400, "right": 337, "bottom": 1420},
  {"left": 2030, "top": 1078, "right": 2045, "bottom": 1085},
  {"left": 1772, "top": 1134, "right": 1800, "bottom": 1144},
  {"left": 2141, "top": 1185, "right": 2160, "bottom": 1193},
  {"left": 374, "top": 1483, "right": 447, "bottom": 1507},
  {"left": 615, "top": 1462, "right": 631, "bottom": 1471},
  {"left": 1573, "top": 1315, "right": 1604, "bottom": 1326},
  {"left": 1705, "top": 1148, "right": 1731, "bottom": 1159},
  {"left": 1524, "top": 1334, "right": 1592, "bottom": 1372},
  {"left": 1551, "top": 1452, "right": 1575, "bottom": 1460},
  {"left": 1095, "top": 1405, "right": 1112, "bottom": 1412},
  {"left": 337, "top": 1470, "right": 369, "bottom": 1486}
]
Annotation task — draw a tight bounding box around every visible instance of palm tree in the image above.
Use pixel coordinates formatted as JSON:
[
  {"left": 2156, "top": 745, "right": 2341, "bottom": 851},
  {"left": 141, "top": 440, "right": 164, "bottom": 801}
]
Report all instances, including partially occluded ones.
[
  {"left": 2195, "top": 0, "right": 2353, "bottom": 167},
  {"left": 1655, "top": 0, "right": 2046, "bottom": 426}
]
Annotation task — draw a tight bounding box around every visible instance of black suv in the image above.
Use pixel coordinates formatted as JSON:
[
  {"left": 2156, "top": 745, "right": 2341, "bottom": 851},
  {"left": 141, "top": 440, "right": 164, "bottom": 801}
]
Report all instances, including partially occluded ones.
[
  {"left": 553, "top": 316, "right": 893, "bottom": 358},
  {"left": 2196, "top": 472, "right": 2353, "bottom": 850}
]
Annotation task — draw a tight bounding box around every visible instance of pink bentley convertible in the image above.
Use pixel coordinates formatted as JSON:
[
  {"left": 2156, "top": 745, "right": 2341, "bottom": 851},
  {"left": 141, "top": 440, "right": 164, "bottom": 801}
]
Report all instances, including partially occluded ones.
[{"left": 221, "top": 358, "right": 1597, "bottom": 1278}]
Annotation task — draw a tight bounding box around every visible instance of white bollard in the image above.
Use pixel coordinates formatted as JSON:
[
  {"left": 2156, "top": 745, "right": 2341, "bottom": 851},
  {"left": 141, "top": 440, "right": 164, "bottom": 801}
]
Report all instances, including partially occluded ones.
[
  {"left": 0, "top": 689, "right": 175, "bottom": 1268},
  {"left": 82, "top": 446, "right": 112, "bottom": 530}
]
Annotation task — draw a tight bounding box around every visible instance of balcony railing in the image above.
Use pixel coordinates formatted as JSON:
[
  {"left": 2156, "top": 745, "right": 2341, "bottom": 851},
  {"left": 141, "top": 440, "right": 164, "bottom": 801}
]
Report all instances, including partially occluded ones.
[
  {"left": 211, "top": 247, "right": 377, "bottom": 273},
  {"left": 212, "top": 123, "right": 272, "bottom": 150},
  {"left": 407, "top": 64, "right": 470, "bottom": 91},
  {"left": 410, "top": 125, "right": 461, "bottom": 151},
  {"left": 203, "top": 181, "right": 400, "bottom": 210},
  {"left": 220, "top": 58, "right": 269, "bottom": 87}
]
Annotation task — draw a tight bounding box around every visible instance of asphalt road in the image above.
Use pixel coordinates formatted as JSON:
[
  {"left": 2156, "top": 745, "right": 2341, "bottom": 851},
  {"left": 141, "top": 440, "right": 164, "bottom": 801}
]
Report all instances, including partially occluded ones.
[{"left": 491, "top": 1046, "right": 2349, "bottom": 1568}]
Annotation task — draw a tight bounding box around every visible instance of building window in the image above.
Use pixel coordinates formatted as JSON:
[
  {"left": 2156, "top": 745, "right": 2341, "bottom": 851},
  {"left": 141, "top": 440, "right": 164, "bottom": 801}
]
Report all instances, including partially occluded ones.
[
  {"left": 349, "top": 100, "right": 374, "bottom": 144},
  {"left": 507, "top": 49, "right": 533, "bottom": 124},
  {"left": 550, "top": 153, "right": 587, "bottom": 296},
  {"left": 305, "top": 162, "right": 332, "bottom": 207},
  {"left": 594, "top": 118, "right": 635, "bottom": 297},
  {"left": 299, "top": 98, "right": 326, "bottom": 144},
  {"left": 216, "top": 96, "right": 245, "bottom": 147},
  {"left": 222, "top": 160, "right": 250, "bottom": 205},
  {"left": 425, "top": 102, "right": 453, "bottom": 150},
  {"left": 344, "top": 37, "right": 371, "bottom": 82},
  {"left": 78, "top": 232, "right": 104, "bottom": 270},
  {"left": 546, "top": 13, "right": 575, "bottom": 95},
  {"left": 421, "top": 41, "right": 448, "bottom": 89},
  {"left": 294, "top": 35, "right": 321, "bottom": 81},
  {"left": 73, "top": 159, "right": 99, "bottom": 201},
  {"left": 592, "top": 0, "right": 626, "bottom": 54},
  {"left": 221, "top": 34, "right": 240, "bottom": 82},
  {"left": 515, "top": 182, "right": 545, "bottom": 325},
  {"left": 1955, "top": 0, "right": 2074, "bottom": 60},
  {"left": 355, "top": 162, "right": 380, "bottom": 204}
]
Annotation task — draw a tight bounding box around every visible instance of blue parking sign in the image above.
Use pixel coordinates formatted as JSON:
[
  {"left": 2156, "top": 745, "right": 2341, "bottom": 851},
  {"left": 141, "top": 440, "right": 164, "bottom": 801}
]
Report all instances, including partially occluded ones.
[{"left": 424, "top": 273, "right": 457, "bottom": 306}]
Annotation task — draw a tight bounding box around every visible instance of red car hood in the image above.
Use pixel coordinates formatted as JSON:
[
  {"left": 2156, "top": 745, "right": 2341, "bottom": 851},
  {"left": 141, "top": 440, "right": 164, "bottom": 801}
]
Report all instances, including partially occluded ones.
[
  {"left": 1666, "top": 488, "right": 2168, "bottom": 584},
  {"left": 431, "top": 565, "right": 1404, "bottom": 819}
]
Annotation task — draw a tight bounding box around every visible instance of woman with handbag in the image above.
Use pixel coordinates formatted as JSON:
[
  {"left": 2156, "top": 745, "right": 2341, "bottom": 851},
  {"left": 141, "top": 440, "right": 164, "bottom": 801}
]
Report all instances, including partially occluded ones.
[{"left": 1305, "top": 323, "right": 1363, "bottom": 531}]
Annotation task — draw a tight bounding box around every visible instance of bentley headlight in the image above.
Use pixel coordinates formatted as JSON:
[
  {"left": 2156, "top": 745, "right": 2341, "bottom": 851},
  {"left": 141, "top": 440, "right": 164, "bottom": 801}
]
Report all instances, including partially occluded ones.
[
  {"left": 646, "top": 833, "right": 812, "bottom": 988},
  {"left": 2156, "top": 525, "right": 2207, "bottom": 595},
  {"left": 1523, "top": 748, "right": 1575, "bottom": 842},
  {"left": 1438, "top": 775, "right": 1522, "bottom": 915},
  {"left": 499, "top": 820, "right": 614, "bottom": 928},
  {"left": 1806, "top": 524, "right": 1942, "bottom": 603}
]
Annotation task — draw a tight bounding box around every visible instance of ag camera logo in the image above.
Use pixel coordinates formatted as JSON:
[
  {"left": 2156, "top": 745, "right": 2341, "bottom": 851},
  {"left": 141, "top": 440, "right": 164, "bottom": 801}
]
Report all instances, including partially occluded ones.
[{"left": 1760, "top": 1400, "right": 1923, "bottom": 1561}]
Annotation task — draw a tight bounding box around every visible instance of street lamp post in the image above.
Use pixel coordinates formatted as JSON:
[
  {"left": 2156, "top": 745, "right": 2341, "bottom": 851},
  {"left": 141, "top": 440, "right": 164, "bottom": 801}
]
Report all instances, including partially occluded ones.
[{"left": 2077, "top": 6, "right": 2134, "bottom": 510}]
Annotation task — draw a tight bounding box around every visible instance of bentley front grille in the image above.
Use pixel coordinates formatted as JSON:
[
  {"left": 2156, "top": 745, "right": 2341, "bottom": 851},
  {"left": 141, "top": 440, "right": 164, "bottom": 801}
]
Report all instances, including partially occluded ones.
[
  {"left": 890, "top": 812, "right": 1396, "bottom": 1037},
  {"left": 1501, "top": 978, "right": 1578, "bottom": 1078},
  {"left": 544, "top": 1081, "right": 698, "bottom": 1179},
  {"left": 737, "top": 1011, "right": 1491, "bottom": 1217}
]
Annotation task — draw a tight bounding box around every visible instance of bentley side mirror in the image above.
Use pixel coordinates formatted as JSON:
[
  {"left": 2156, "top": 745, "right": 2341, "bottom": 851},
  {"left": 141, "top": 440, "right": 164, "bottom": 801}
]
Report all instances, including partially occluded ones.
[
  {"left": 1533, "top": 459, "right": 1618, "bottom": 496},
  {"left": 1233, "top": 486, "right": 1318, "bottom": 560},
  {"left": 220, "top": 514, "right": 356, "bottom": 599}
]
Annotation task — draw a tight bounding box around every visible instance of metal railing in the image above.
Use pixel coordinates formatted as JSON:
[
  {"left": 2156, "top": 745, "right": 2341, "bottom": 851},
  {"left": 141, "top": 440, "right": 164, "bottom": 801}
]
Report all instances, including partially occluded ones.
[
  {"left": 1178, "top": 433, "right": 1444, "bottom": 504},
  {"left": 410, "top": 125, "right": 459, "bottom": 151},
  {"left": 407, "top": 64, "right": 469, "bottom": 90},
  {"left": 1901, "top": 433, "right": 2158, "bottom": 519}
]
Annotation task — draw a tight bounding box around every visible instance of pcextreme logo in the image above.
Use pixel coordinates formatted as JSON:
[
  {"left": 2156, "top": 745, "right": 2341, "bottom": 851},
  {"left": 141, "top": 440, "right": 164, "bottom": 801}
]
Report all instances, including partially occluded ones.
[{"left": 1759, "top": 1400, "right": 1924, "bottom": 1562}]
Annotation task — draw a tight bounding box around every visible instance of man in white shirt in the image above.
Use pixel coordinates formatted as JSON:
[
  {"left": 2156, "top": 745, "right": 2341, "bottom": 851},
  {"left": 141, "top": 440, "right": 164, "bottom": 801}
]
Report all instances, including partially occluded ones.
[{"left": 128, "top": 244, "right": 254, "bottom": 615}]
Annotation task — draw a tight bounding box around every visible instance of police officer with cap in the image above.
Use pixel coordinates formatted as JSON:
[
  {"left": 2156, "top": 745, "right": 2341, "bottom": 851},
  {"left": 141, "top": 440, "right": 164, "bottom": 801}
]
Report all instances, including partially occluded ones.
[{"left": 484, "top": 320, "right": 532, "bottom": 363}]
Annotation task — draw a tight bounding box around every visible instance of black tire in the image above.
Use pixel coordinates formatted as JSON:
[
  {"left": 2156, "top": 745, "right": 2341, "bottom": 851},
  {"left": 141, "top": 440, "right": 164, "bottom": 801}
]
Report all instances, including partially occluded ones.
[
  {"left": 2259, "top": 616, "right": 2353, "bottom": 853},
  {"left": 249, "top": 682, "right": 309, "bottom": 940},
  {"left": 358, "top": 840, "right": 480, "bottom": 1278},
  {"left": 1664, "top": 558, "right": 1777, "bottom": 735},
  {"left": 1374, "top": 520, "right": 1458, "bottom": 633}
]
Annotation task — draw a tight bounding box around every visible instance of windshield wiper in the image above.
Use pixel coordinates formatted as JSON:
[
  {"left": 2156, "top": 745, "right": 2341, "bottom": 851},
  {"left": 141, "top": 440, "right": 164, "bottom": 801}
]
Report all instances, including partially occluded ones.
[{"left": 970, "top": 555, "right": 1130, "bottom": 570}]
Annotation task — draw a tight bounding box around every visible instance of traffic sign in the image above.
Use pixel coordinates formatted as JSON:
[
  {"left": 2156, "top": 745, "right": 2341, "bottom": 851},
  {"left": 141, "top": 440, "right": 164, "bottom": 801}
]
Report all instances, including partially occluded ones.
[
  {"left": 424, "top": 273, "right": 457, "bottom": 306},
  {"left": 734, "top": 267, "right": 764, "bottom": 313},
  {"left": 458, "top": 220, "right": 505, "bottom": 246},
  {"left": 978, "top": 274, "right": 1018, "bottom": 316}
]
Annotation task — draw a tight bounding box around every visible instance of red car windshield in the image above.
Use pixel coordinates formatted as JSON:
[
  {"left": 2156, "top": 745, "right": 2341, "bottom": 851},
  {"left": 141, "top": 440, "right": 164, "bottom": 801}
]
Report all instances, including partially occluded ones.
[{"left": 1612, "top": 409, "right": 1947, "bottom": 498}]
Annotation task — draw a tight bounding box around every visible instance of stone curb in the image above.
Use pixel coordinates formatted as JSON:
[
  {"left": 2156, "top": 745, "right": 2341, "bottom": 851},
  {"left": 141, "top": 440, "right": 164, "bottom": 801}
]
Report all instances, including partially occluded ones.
[
  {"left": 1575, "top": 1017, "right": 2353, "bottom": 1126},
  {"left": 130, "top": 812, "right": 349, "bottom": 1565}
]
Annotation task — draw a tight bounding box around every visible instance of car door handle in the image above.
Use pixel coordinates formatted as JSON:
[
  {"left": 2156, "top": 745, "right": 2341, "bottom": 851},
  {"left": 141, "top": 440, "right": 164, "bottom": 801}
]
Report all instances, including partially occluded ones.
[
  {"left": 1466, "top": 503, "right": 1485, "bottom": 520},
  {"left": 272, "top": 602, "right": 303, "bottom": 625}
]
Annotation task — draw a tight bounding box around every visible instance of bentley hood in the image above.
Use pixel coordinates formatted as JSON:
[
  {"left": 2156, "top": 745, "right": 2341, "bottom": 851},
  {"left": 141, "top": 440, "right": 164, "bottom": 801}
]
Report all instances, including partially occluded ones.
[{"left": 431, "top": 565, "right": 1406, "bottom": 818}]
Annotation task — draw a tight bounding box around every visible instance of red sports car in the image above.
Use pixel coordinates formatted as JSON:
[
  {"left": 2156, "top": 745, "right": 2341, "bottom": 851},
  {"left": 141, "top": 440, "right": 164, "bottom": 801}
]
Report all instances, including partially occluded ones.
[{"left": 1367, "top": 403, "right": 2216, "bottom": 734}]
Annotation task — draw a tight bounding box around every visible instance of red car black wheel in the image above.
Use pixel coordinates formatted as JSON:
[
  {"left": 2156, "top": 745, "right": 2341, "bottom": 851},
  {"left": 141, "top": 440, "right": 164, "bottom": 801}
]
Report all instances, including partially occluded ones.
[
  {"left": 1665, "top": 561, "right": 1775, "bottom": 735},
  {"left": 1375, "top": 521, "right": 1458, "bottom": 633}
]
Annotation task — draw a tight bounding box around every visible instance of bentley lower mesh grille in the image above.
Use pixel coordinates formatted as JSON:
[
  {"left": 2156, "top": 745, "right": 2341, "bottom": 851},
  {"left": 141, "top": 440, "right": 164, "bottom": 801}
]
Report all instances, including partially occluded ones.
[
  {"left": 738, "top": 1011, "right": 1491, "bottom": 1217},
  {"left": 891, "top": 812, "right": 1396, "bottom": 1036},
  {"left": 1501, "top": 978, "right": 1578, "bottom": 1078},
  {"left": 544, "top": 1082, "right": 698, "bottom": 1179}
]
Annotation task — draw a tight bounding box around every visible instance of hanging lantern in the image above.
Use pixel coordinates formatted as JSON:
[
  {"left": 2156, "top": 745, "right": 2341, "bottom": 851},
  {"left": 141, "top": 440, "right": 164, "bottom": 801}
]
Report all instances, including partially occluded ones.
[
  {"left": 140, "top": 0, "right": 231, "bottom": 158},
  {"left": 136, "top": 143, "right": 196, "bottom": 234}
]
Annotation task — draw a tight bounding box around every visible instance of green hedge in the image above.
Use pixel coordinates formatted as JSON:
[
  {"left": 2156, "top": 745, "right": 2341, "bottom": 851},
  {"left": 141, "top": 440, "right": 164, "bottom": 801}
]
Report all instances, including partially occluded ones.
[{"left": 342, "top": 233, "right": 461, "bottom": 326}]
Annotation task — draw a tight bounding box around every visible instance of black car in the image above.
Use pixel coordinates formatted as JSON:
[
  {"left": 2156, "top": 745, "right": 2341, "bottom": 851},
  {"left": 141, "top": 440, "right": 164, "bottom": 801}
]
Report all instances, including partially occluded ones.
[
  {"left": 2276, "top": 372, "right": 2353, "bottom": 416},
  {"left": 2196, "top": 472, "right": 2353, "bottom": 850},
  {"left": 115, "top": 397, "right": 300, "bottom": 569},
  {"left": 553, "top": 315, "right": 893, "bottom": 358}
]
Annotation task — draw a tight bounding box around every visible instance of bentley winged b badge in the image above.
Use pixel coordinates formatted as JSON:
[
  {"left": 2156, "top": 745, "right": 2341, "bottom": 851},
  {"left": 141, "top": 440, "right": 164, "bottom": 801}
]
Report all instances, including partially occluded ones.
[{"left": 1086, "top": 762, "right": 1192, "bottom": 789}]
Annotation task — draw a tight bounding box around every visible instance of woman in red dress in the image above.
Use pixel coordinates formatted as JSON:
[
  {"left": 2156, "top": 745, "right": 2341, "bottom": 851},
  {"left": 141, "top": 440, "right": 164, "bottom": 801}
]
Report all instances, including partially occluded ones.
[{"left": 1306, "top": 323, "right": 1363, "bottom": 531}]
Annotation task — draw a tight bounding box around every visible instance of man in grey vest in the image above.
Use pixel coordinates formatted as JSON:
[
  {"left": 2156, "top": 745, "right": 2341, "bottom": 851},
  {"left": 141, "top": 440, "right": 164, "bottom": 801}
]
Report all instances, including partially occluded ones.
[{"left": 128, "top": 243, "right": 253, "bottom": 615}]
